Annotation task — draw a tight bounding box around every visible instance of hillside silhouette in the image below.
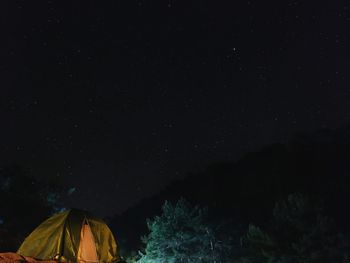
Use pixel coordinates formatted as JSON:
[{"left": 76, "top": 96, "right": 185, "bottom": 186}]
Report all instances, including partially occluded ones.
[{"left": 109, "top": 125, "right": 350, "bottom": 252}]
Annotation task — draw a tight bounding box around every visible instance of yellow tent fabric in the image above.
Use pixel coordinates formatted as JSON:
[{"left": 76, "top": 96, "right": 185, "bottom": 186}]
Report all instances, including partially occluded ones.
[
  {"left": 17, "top": 209, "right": 121, "bottom": 263},
  {"left": 78, "top": 223, "right": 99, "bottom": 263}
]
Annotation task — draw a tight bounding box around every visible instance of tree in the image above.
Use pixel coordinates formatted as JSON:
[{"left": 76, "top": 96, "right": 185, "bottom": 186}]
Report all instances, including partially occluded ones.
[
  {"left": 137, "top": 198, "right": 231, "bottom": 263},
  {"left": 239, "top": 193, "right": 350, "bottom": 263},
  {"left": 0, "top": 165, "right": 66, "bottom": 251}
]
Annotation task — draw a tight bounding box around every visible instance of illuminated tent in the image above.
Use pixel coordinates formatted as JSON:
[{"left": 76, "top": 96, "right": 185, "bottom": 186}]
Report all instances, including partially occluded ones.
[{"left": 17, "top": 209, "right": 121, "bottom": 263}]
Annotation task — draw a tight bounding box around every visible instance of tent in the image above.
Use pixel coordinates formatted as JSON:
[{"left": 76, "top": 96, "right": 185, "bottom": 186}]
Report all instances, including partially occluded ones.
[{"left": 17, "top": 209, "right": 122, "bottom": 263}]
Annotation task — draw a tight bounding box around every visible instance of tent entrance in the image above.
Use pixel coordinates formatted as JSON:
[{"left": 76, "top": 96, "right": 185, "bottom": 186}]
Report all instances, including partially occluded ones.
[{"left": 77, "top": 220, "right": 99, "bottom": 263}]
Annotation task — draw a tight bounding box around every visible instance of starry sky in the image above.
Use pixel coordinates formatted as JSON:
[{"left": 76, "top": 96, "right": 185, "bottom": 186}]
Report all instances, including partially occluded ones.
[{"left": 1, "top": 0, "right": 350, "bottom": 216}]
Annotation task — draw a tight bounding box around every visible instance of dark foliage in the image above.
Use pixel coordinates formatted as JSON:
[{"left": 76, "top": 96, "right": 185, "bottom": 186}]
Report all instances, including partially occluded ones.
[
  {"left": 240, "top": 193, "right": 350, "bottom": 262},
  {"left": 0, "top": 165, "right": 65, "bottom": 251}
]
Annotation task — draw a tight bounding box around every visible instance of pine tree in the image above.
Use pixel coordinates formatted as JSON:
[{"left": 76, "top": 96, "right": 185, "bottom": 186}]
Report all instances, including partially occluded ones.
[
  {"left": 239, "top": 193, "right": 350, "bottom": 263},
  {"left": 137, "top": 198, "right": 230, "bottom": 263}
]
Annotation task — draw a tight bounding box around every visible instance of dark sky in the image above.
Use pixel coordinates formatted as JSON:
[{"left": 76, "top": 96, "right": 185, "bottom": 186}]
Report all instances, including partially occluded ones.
[{"left": 1, "top": 0, "right": 349, "bottom": 216}]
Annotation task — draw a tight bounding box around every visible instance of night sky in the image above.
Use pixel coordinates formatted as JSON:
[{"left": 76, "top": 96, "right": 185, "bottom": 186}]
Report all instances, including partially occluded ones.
[{"left": 1, "top": 0, "right": 349, "bottom": 216}]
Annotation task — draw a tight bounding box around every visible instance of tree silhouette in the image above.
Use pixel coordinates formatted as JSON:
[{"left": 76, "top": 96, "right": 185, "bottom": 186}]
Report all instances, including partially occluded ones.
[
  {"left": 0, "top": 165, "right": 65, "bottom": 251},
  {"left": 240, "top": 193, "right": 350, "bottom": 262}
]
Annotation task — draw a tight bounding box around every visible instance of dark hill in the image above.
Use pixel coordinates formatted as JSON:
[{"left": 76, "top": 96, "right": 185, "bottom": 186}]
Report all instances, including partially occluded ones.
[{"left": 109, "top": 125, "right": 350, "bottom": 252}]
